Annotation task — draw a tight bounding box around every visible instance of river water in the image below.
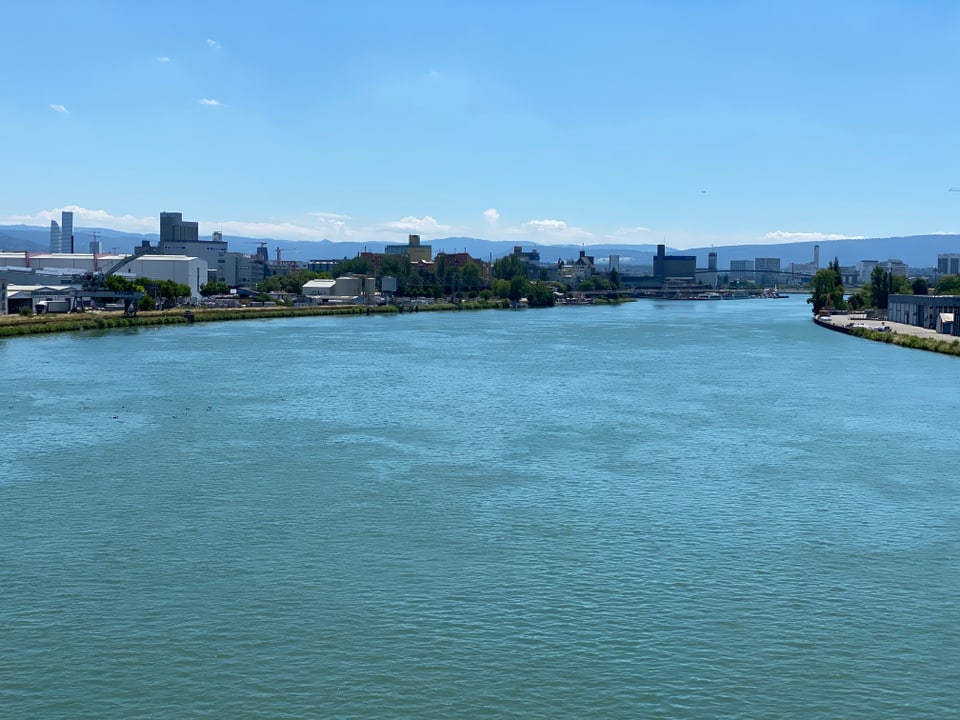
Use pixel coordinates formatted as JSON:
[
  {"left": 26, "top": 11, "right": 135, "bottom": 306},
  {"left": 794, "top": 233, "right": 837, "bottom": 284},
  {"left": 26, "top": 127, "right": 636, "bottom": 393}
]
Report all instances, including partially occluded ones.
[{"left": 2, "top": 296, "right": 958, "bottom": 719}]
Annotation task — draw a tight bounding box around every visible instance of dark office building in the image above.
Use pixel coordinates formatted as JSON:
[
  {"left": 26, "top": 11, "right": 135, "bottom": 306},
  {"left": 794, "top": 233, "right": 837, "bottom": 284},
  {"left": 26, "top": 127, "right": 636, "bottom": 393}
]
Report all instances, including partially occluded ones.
[
  {"left": 653, "top": 244, "right": 696, "bottom": 281},
  {"left": 160, "top": 212, "right": 199, "bottom": 244}
]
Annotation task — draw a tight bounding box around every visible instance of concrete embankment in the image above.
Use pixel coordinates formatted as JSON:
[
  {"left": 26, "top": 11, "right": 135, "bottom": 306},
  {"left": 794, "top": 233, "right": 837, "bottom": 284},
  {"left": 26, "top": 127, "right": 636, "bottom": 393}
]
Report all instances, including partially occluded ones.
[{"left": 814, "top": 315, "right": 960, "bottom": 357}]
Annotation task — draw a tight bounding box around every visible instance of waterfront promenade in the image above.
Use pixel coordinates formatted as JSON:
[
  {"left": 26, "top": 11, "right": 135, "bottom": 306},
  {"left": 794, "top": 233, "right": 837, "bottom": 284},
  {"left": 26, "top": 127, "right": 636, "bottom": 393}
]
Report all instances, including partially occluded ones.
[{"left": 817, "top": 313, "right": 944, "bottom": 339}]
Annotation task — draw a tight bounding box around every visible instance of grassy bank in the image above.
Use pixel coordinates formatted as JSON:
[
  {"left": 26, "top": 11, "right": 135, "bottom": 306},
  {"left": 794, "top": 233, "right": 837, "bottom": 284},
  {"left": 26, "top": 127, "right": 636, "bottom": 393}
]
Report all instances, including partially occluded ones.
[
  {"left": 849, "top": 326, "right": 960, "bottom": 357},
  {"left": 0, "top": 300, "right": 519, "bottom": 339},
  {"left": 0, "top": 305, "right": 394, "bottom": 338},
  {"left": 0, "top": 296, "right": 633, "bottom": 339}
]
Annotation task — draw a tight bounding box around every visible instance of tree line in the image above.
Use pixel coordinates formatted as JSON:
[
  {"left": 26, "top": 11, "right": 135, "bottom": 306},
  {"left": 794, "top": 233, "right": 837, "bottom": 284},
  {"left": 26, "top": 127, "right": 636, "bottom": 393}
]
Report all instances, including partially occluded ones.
[
  {"left": 809, "top": 259, "right": 958, "bottom": 315},
  {"left": 244, "top": 253, "right": 563, "bottom": 307}
]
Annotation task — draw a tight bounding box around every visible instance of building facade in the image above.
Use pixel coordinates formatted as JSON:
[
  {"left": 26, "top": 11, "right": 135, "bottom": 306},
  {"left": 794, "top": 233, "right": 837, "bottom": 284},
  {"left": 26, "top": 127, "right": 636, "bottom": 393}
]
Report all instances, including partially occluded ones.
[
  {"left": 159, "top": 212, "right": 199, "bottom": 244},
  {"left": 49, "top": 210, "right": 73, "bottom": 253},
  {"left": 385, "top": 234, "right": 432, "bottom": 263},
  {"left": 653, "top": 244, "right": 696, "bottom": 281},
  {"left": 888, "top": 293, "right": 960, "bottom": 335},
  {"left": 114, "top": 255, "right": 208, "bottom": 299},
  {"left": 754, "top": 257, "right": 781, "bottom": 286},
  {"left": 938, "top": 254, "right": 960, "bottom": 276},
  {"left": 730, "top": 259, "right": 755, "bottom": 284}
]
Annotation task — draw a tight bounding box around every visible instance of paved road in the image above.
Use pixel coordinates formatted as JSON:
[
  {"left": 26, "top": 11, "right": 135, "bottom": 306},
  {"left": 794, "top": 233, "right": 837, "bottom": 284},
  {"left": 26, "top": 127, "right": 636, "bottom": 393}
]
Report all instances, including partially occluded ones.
[{"left": 820, "top": 314, "right": 945, "bottom": 338}]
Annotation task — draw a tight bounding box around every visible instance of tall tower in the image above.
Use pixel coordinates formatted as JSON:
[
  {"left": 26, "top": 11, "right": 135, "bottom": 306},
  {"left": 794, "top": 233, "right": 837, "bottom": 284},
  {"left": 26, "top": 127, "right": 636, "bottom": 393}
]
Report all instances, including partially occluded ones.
[
  {"left": 49, "top": 220, "right": 61, "bottom": 253},
  {"left": 61, "top": 210, "right": 74, "bottom": 253},
  {"left": 813, "top": 244, "right": 820, "bottom": 269}
]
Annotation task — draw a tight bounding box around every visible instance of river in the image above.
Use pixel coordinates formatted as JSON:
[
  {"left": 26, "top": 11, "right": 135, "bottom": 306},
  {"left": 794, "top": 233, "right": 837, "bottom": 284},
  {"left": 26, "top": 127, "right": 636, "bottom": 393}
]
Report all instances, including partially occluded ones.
[{"left": 2, "top": 296, "right": 957, "bottom": 719}]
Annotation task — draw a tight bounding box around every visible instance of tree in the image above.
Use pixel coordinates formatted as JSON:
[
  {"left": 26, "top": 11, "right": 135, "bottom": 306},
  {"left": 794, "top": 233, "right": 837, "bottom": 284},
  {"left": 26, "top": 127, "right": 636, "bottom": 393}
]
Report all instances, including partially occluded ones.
[
  {"left": 509, "top": 276, "right": 527, "bottom": 303},
  {"left": 461, "top": 262, "right": 481, "bottom": 290},
  {"left": 104, "top": 274, "right": 136, "bottom": 293},
  {"left": 891, "top": 275, "right": 912, "bottom": 295},
  {"left": 492, "top": 254, "right": 526, "bottom": 280},
  {"left": 911, "top": 277, "right": 929, "bottom": 295},
  {"left": 527, "top": 281, "right": 556, "bottom": 307},
  {"left": 808, "top": 258, "right": 845, "bottom": 315},
  {"left": 870, "top": 266, "right": 890, "bottom": 310},
  {"left": 331, "top": 257, "right": 375, "bottom": 277},
  {"left": 936, "top": 274, "right": 960, "bottom": 295},
  {"left": 200, "top": 281, "right": 230, "bottom": 297}
]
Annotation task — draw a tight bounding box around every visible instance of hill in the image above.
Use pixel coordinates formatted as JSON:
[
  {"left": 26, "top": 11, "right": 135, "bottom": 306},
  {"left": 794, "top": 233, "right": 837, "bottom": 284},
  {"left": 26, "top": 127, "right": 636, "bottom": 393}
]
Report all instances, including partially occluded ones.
[{"left": 1, "top": 224, "right": 957, "bottom": 270}]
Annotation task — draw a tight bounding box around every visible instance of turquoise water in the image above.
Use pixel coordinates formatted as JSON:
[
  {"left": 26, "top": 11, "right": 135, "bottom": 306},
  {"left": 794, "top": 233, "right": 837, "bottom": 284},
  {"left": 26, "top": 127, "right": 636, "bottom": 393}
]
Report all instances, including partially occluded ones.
[{"left": 2, "top": 297, "right": 958, "bottom": 719}]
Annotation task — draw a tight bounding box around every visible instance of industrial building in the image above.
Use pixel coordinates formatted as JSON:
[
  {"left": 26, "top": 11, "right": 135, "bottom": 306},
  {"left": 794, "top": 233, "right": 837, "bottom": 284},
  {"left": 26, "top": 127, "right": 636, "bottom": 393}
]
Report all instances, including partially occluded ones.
[
  {"left": 653, "top": 244, "right": 696, "bottom": 281},
  {"left": 887, "top": 293, "right": 960, "bottom": 335},
  {"left": 385, "top": 234, "right": 432, "bottom": 263},
  {"left": 112, "top": 255, "right": 208, "bottom": 300}
]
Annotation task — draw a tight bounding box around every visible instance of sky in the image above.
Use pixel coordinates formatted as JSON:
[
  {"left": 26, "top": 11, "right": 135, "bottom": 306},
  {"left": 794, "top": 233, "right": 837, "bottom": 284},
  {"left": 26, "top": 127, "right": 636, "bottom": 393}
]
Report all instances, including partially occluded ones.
[{"left": 2, "top": 0, "right": 960, "bottom": 249}]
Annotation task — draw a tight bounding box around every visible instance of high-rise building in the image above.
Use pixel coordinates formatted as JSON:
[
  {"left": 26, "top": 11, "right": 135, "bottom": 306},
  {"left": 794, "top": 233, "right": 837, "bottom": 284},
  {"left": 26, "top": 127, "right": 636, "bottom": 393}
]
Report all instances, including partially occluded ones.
[
  {"left": 755, "top": 257, "right": 781, "bottom": 287},
  {"left": 49, "top": 210, "right": 74, "bottom": 253},
  {"left": 49, "top": 220, "right": 60, "bottom": 253},
  {"left": 61, "top": 211, "right": 73, "bottom": 253},
  {"left": 160, "top": 212, "right": 199, "bottom": 244},
  {"left": 730, "top": 259, "right": 755, "bottom": 283},
  {"left": 158, "top": 215, "right": 226, "bottom": 280},
  {"left": 938, "top": 254, "right": 960, "bottom": 276}
]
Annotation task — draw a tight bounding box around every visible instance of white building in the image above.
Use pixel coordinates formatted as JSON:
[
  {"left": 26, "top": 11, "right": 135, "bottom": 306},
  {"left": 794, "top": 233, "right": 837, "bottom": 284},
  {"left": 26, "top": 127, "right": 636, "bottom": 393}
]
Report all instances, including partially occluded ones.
[
  {"left": 6, "top": 284, "right": 80, "bottom": 314},
  {"left": 857, "top": 260, "right": 879, "bottom": 284},
  {"left": 301, "top": 279, "right": 336, "bottom": 296},
  {"left": 113, "top": 255, "right": 208, "bottom": 299}
]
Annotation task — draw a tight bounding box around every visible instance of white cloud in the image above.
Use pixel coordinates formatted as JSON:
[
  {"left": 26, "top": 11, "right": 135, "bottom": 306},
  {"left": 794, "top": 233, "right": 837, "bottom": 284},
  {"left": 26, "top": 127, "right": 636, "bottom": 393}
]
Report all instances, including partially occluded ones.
[
  {"left": 931, "top": 230, "right": 960, "bottom": 236},
  {"left": 1, "top": 205, "right": 156, "bottom": 233},
  {"left": 49, "top": 104, "right": 68, "bottom": 113},
  {"left": 483, "top": 208, "right": 500, "bottom": 224},
  {"left": 309, "top": 211, "right": 352, "bottom": 220},
  {"left": 377, "top": 215, "right": 452, "bottom": 235},
  {"left": 156, "top": 56, "right": 171, "bottom": 63},
  {"left": 203, "top": 219, "right": 352, "bottom": 241},
  {"left": 202, "top": 212, "right": 358, "bottom": 241},
  {"left": 198, "top": 98, "right": 223, "bottom": 106},
  {"left": 611, "top": 226, "right": 651, "bottom": 237},
  {"left": 763, "top": 230, "right": 865, "bottom": 243},
  {"left": 523, "top": 219, "right": 567, "bottom": 232},
  {"left": 507, "top": 218, "right": 596, "bottom": 243},
  {"left": 206, "top": 39, "right": 221, "bottom": 49}
]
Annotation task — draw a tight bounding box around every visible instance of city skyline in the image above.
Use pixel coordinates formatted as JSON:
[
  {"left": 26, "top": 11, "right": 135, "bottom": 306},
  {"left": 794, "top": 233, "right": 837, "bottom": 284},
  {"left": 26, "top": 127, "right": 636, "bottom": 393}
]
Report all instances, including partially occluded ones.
[{"left": 3, "top": 2, "right": 960, "bottom": 249}]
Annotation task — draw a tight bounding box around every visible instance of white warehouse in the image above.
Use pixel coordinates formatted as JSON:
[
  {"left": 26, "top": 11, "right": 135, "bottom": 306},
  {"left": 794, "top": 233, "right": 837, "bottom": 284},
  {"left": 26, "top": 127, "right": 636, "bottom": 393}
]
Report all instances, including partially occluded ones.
[{"left": 113, "top": 255, "right": 208, "bottom": 300}]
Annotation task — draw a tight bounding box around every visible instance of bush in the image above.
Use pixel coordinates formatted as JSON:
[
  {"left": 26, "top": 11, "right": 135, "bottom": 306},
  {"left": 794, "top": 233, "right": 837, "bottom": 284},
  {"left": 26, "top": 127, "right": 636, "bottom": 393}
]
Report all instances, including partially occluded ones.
[{"left": 19, "top": 307, "right": 34, "bottom": 317}]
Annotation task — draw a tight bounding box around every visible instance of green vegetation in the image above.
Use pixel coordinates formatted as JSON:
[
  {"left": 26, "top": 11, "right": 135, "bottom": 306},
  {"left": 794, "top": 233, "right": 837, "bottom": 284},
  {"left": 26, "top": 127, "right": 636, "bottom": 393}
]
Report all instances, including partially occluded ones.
[
  {"left": 936, "top": 274, "right": 960, "bottom": 295},
  {"left": 0, "top": 305, "right": 403, "bottom": 338},
  {"left": 807, "top": 258, "right": 845, "bottom": 315},
  {"left": 200, "top": 280, "right": 230, "bottom": 296},
  {"left": 849, "top": 326, "right": 960, "bottom": 357},
  {"left": 256, "top": 269, "right": 330, "bottom": 294}
]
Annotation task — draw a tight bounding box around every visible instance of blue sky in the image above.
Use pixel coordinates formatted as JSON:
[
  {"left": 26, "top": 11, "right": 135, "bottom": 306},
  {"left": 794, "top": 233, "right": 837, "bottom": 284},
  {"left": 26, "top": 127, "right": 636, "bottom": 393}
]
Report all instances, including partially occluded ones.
[{"left": 2, "top": 0, "right": 960, "bottom": 248}]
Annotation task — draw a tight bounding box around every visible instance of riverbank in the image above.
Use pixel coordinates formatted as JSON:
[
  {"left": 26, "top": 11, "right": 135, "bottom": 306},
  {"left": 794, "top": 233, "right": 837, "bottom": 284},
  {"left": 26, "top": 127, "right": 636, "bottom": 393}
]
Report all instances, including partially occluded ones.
[
  {"left": 0, "top": 297, "right": 636, "bottom": 339},
  {"left": 814, "top": 315, "right": 960, "bottom": 357}
]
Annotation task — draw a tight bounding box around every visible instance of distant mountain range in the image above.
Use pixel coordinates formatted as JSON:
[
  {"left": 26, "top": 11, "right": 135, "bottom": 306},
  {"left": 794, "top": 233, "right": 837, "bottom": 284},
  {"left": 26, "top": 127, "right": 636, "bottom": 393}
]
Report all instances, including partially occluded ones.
[{"left": 2, "top": 224, "right": 958, "bottom": 270}]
